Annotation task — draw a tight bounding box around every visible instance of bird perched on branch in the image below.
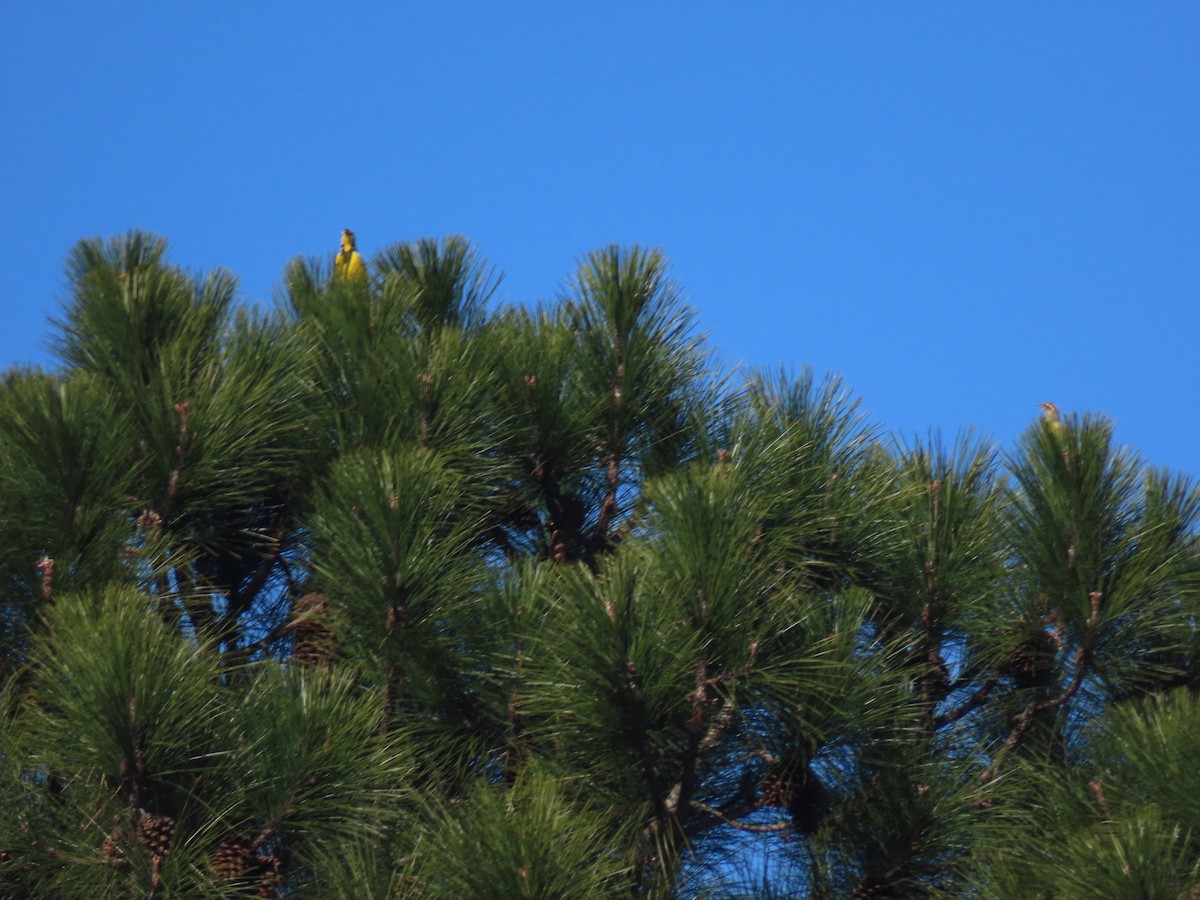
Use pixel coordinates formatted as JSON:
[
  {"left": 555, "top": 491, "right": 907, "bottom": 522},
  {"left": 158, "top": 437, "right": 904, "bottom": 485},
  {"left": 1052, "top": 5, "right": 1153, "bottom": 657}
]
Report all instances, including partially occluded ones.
[
  {"left": 1040, "top": 401, "right": 1063, "bottom": 437},
  {"left": 334, "top": 229, "right": 367, "bottom": 283},
  {"left": 1041, "top": 401, "right": 1074, "bottom": 465}
]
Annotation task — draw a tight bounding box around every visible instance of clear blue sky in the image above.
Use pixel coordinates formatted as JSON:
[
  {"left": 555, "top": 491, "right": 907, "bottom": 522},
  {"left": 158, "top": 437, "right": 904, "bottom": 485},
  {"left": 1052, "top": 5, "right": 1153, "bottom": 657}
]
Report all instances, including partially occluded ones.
[{"left": 3, "top": 3, "right": 1196, "bottom": 475}]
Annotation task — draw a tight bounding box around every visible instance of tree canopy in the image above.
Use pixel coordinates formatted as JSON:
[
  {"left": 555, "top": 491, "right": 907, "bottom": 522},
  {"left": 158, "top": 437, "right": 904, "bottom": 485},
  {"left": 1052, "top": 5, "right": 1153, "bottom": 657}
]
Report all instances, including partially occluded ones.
[{"left": 1, "top": 231, "right": 1198, "bottom": 898}]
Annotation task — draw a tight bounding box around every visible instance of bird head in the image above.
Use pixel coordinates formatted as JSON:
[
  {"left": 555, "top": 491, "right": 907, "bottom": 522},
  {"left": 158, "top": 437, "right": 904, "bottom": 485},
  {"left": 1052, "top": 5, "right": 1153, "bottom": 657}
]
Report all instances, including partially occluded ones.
[
  {"left": 1040, "top": 401, "right": 1060, "bottom": 422},
  {"left": 340, "top": 229, "right": 356, "bottom": 253}
]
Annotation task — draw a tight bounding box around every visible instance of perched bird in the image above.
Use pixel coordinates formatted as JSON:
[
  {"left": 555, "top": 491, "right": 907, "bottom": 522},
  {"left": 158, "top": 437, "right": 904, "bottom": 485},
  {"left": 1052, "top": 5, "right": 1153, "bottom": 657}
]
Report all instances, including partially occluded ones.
[
  {"left": 334, "top": 229, "right": 367, "bottom": 283},
  {"left": 1040, "top": 401, "right": 1063, "bottom": 436}
]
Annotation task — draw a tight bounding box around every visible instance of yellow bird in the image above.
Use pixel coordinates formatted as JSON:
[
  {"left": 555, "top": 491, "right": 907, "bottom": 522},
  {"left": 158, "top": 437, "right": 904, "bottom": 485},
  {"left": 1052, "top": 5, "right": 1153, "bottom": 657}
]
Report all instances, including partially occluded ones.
[
  {"left": 334, "top": 229, "right": 367, "bottom": 283},
  {"left": 1041, "top": 401, "right": 1064, "bottom": 437}
]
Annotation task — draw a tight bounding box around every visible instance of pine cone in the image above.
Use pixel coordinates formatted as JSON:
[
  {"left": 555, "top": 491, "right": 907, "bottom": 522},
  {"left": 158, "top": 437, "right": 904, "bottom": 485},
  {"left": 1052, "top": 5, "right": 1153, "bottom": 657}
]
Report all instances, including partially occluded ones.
[
  {"left": 760, "top": 772, "right": 783, "bottom": 807},
  {"left": 760, "top": 758, "right": 812, "bottom": 807},
  {"left": 292, "top": 620, "right": 336, "bottom": 667},
  {"left": 1002, "top": 630, "right": 1055, "bottom": 685},
  {"left": 290, "top": 593, "right": 335, "bottom": 668},
  {"left": 100, "top": 832, "right": 124, "bottom": 860},
  {"left": 212, "top": 835, "right": 283, "bottom": 896},
  {"left": 134, "top": 809, "right": 175, "bottom": 858},
  {"left": 255, "top": 852, "right": 283, "bottom": 897},
  {"left": 760, "top": 758, "right": 829, "bottom": 834},
  {"left": 212, "top": 835, "right": 255, "bottom": 880}
]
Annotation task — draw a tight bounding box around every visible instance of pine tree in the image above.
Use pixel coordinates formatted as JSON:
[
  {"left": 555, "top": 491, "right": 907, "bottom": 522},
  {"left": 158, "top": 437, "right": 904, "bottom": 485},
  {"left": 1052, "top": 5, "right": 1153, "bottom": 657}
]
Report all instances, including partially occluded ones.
[{"left": 1, "top": 230, "right": 1197, "bottom": 897}]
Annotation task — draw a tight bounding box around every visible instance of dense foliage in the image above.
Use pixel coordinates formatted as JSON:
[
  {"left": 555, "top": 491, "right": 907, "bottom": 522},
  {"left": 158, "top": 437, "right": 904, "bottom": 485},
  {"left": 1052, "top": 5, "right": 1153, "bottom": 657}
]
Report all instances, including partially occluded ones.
[{"left": 1, "top": 231, "right": 1197, "bottom": 898}]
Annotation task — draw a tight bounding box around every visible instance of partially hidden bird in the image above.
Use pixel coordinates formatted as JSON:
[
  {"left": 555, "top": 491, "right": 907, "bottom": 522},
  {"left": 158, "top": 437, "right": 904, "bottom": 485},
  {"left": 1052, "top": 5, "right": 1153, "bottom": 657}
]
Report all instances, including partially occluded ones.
[
  {"left": 1040, "top": 401, "right": 1064, "bottom": 437},
  {"left": 334, "top": 229, "right": 367, "bottom": 283}
]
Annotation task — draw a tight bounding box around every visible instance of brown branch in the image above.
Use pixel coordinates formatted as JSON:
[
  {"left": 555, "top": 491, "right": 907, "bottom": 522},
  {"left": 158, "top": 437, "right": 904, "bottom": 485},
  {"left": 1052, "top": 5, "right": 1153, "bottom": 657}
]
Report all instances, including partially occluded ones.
[
  {"left": 44, "top": 846, "right": 128, "bottom": 868},
  {"left": 980, "top": 593, "right": 1106, "bottom": 784},
  {"left": 595, "top": 451, "right": 621, "bottom": 544},
  {"left": 664, "top": 653, "right": 712, "bottom": 828},
  {"left": 225, "top": 528, "right": 288, "bottom": 619},
  {"left": 688, "top": 800, "right": 792, "bottom": 834},
  {"left": 935, "top": 677, "right": 997, "bottom": 730},
  {"left": 418, "top": 371, "right": 433, "bottom": 448},
  {"left": 980, "top": 645, "right": 1092, "bottom": 785},
  {"left": 165, "top": 400, "right": 191, "bottom": 502},
  {"left": 700, "top": 699, "right": 738, "bottom": 751},
  {"left": 592, "top": 361, "right": 626, "bottom": 555},
  {"left": 118, "top": 694, "right": 146, "bottom": 818},
  {"left": 36, "top": 555, "right": 55, "bottom": 604},
  {"left": 1088, "top": 779, "right": 1110, "bottom": 819}
]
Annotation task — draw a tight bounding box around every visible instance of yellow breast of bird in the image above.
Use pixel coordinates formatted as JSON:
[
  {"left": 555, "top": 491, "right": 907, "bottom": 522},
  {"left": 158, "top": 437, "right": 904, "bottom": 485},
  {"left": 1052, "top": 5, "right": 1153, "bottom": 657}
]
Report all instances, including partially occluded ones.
[{"left": 336, "top": 250, "right": 365, "bottom": 279}]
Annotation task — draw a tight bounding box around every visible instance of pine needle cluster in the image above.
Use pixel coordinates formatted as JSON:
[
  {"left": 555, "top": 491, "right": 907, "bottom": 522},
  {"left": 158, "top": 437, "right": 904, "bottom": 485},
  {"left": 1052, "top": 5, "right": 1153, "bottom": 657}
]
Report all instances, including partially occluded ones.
[{"left": 0, "top": 231, "right": 1197, "bottom": 897}]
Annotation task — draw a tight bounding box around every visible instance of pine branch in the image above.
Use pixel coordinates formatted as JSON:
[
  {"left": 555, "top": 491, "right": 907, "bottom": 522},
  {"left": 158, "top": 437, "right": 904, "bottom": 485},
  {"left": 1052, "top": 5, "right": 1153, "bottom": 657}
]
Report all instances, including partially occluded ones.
[
  {"left": 981, "top": 593, "right": 1104, "bottom": 784},
  {"left": 688, "top": 799, "right": 791, "bottom": 833},
  {"left": 934, "top": 676, "right": 997, "bottom": 730},
  {"left": 224, "top": 526, "right": 288, "bottom": 626}
]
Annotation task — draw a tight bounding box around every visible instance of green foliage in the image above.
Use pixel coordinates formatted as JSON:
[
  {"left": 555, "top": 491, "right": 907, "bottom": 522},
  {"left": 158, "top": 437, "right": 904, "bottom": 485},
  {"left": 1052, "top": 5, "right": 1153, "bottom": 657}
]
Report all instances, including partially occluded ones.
[
  {"left": 0, "top": 369, "right": 137, "bottom": 646},
  {"left": 406, "top": 770, "right": 636, "bottom": 899},
  {"left": 0, "top": 589, "right": 403, "bottom": 898},
  {"left": 969, "top": 690, "right": 1200, "bottom": 898},
  {"left": 223, "top": 665, "right": 404, "bottom": 844},
  {"left": 373, "top": 234, "right": 500, "bottom": 333},
  {"left": 2, "top": 232, "right": 1198, "bottom": 897},
  {"left": 53, "top": 231, "right": 231, "bottom": 388},
  {"left": 26, "top": 588, "right": 224, "bottom": 779}
]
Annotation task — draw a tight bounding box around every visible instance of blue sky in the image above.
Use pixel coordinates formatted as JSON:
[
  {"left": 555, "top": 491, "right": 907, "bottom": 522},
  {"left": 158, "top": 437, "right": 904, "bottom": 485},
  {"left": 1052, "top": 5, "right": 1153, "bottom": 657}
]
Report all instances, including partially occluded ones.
[{"left": 2, "top": 3, "right": 1196, "bottom": 475}]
